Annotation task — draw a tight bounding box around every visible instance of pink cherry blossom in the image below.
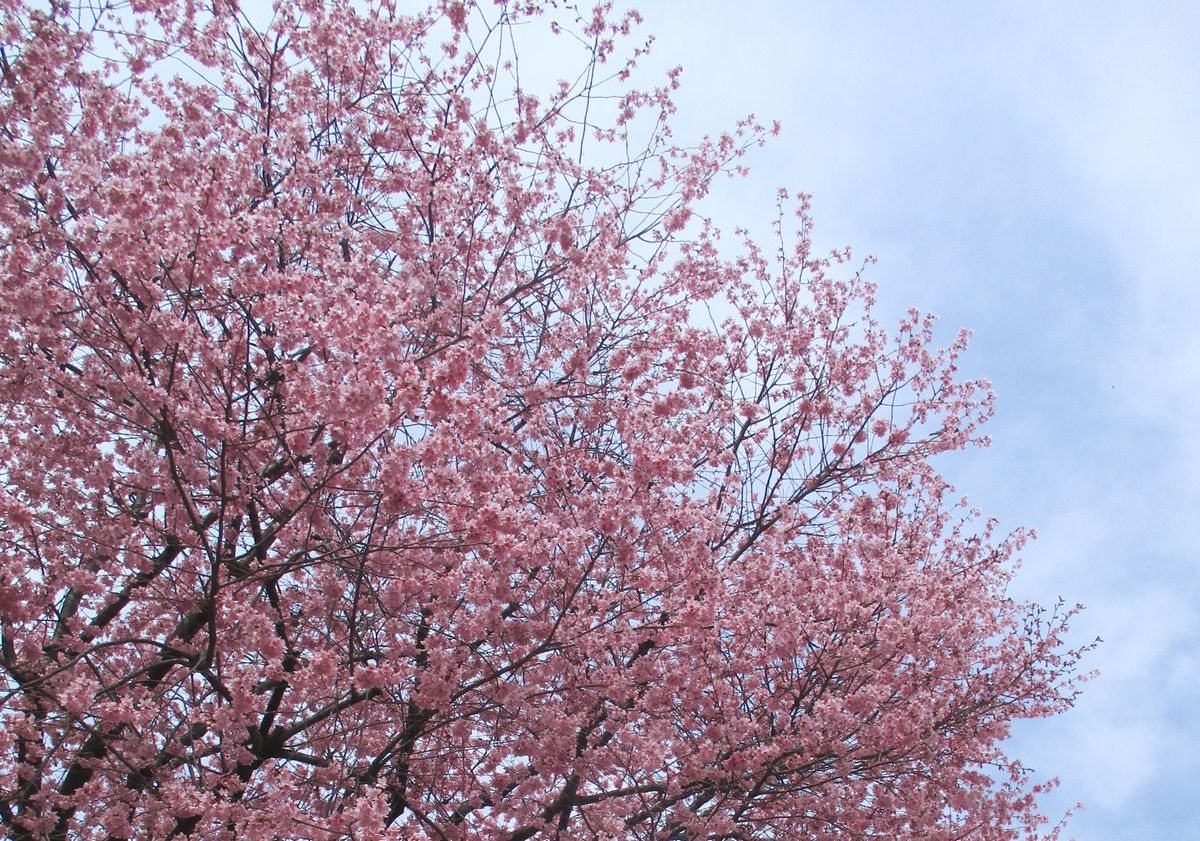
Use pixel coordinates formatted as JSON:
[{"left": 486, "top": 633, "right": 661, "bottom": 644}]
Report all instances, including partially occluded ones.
[{"left": 0, "top": 2, "right": 1087, "bottom": 839}]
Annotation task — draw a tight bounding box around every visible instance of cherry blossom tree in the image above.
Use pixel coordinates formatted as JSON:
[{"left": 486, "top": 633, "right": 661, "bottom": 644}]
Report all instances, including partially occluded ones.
[{"left": 0, "top": 1, "right": 1087, "bottom": 838}]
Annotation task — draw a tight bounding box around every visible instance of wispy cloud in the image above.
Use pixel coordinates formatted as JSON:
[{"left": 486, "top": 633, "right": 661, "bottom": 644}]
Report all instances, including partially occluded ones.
[{"left": 635, "top": 2, "right": 1200, "bottom": 838}]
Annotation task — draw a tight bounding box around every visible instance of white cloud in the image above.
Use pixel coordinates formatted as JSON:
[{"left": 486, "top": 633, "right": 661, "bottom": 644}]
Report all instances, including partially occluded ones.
[{"left": 630, "top": 3, "right": 1200, "bottom": 838}]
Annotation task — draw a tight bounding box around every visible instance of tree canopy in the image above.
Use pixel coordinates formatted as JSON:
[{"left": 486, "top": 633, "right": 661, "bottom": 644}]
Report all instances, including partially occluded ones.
[{"left": 0, "top": 1, "right": 1085, "bottom": 838}]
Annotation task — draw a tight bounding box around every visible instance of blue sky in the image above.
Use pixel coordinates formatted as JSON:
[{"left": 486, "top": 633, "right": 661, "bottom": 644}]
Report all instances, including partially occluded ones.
[{"left": 629, "top": 2, "right": 1200, "bottom": 838}]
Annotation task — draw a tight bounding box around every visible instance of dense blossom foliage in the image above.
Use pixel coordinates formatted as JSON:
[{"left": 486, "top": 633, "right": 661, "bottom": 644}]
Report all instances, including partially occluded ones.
[{"left": 0, "top": 1, "right": 1086, "bottom": 838}]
